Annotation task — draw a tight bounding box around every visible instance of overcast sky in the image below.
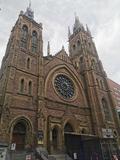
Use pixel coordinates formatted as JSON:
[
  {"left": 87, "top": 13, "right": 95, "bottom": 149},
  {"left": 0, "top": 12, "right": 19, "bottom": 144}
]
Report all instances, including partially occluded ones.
[{"left": 0, "top": 0, "right": 120, "bottom": 84}]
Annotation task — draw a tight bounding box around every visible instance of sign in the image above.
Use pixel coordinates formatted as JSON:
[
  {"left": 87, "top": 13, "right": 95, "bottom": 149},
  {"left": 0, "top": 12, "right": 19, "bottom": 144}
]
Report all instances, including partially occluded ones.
[
  {"left": 0, "top": 148, "right": 7, "bottom": 160},
  {"left": 37, "top": 130, "right": 44, "bottom": 139},
  {"left": 38, "top": 140, "right": 43, "bottom": 145},
  {"left": 102, "top": 128, "right": 113, "bottom": 138},
  {"left": 11, "top": 143, "right": 16, "bottom": 151},
  {"left": 26, "top": 154, "right": 31, "bottom": 160},
  {"left": 73, "top": 153, "right": 77, "bottom": 160}
]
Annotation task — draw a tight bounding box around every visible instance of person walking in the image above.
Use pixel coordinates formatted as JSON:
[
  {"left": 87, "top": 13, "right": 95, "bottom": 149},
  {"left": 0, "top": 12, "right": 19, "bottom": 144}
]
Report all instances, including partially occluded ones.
[{"left": 112, "top": 155, "right": 118, "bottom": 160}]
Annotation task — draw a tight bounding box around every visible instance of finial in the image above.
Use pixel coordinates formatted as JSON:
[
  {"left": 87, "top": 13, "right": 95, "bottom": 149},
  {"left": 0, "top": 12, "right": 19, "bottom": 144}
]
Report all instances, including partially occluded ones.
[
  {"left": 47, "top": 41, "right": 50, "bottom": 56},
  {"left": 25, "top": 0, "right": 34, "bottom": 19},
  {"left": 73, "top": 14, "right": 84, "bottom": 33},
  {"left": 86, "top": 24, "right": 91, "bottom": 36},
  {"left": 62, "top": 45, "right": 65, "bottom": 50},
  {"left": 68, "top": 26, "right": 71, "bottom": 38},
  {"left": 29, "top": 0, "right": 31, "bottom": 8}
]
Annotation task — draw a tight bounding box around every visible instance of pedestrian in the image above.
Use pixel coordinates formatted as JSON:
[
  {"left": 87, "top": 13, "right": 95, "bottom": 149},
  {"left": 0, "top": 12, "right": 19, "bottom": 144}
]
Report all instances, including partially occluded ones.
[
  {"left": 91, "top": 152, "right": 99, "bottom": 160},
  {"left": 112, "top": 155, "right": 118, "bottom": 160}
]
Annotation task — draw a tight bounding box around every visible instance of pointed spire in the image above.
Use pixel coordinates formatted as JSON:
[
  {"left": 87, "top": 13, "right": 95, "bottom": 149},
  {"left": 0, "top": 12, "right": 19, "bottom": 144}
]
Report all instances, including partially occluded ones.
[
  {"left": 73, "top": 13, "right": 84, "bottom": 33},
  {"left": 25, "top": 0, "right": 34, "bottom": 19},
  {"left": 47, "top": 41, "right": 50, "bottom": 56},
  {"left": 62, "top": 45, "right": 65, "bottom": 50},
  {"left": 86, "top": 24, "right": 91, "bottom": 37},
  {"left": 68, "top": 26, "right": 71, "bottom": 38},
  {"left": 29, "top": 0, "right": 31, "bottom": 8}
]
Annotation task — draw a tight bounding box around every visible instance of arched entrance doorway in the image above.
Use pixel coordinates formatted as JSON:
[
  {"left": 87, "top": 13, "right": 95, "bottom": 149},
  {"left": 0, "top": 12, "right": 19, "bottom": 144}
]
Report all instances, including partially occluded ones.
[
  {"left": 12, "top": 122, "right": 26, "bottom": 150},
  {"left": 64, "top": 123, "right": 74, "bottom": 133},
  {"left": 51, "top": 126, "right": 60, "bottom": 153},
  {"left": 64, "top": 123, "right": 74, "bottom": 156},
  {"left": 12, "top": 119, "right": 30, "bottom": 150},
  {"left": 52, "top": 127, "right": 58, "bottom": 149}
]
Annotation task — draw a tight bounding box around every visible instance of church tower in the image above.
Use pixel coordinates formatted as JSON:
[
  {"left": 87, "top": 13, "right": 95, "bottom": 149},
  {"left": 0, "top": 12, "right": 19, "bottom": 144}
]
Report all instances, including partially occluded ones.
[
  {"left": 69, "top": 15, "right": 120, "bottom": 158},
  {"left": 0, "top": 5, "right": 43, "bottom": 149},
  {"left": 0, "top": 6, "right": 120, "bottom": 158}
]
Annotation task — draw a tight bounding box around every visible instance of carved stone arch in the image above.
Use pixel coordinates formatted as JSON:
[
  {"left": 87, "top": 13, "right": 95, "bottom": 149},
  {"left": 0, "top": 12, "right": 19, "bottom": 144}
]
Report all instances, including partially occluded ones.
[
  {"left": 21, "top": 24, "right": 28, "bottom": 48},
  {"left": 51, "top": 125, "right": 61, "bottom": 152},
  {"left": 21, "top": 24, "right": 28, "bottom": 33},
  {"left": 45, "top": 64, "right": 87, "bottom": 105},
  {"left": 63, "top": 118, "right": 76, "bottom": 133},
  {"left": 21, "top": 24, "right": 28, "bottom": 28},
  {"left": 91, "top": 58, "right": 96, "bottom": 66},
  {"left": 51, "top": 124, "right": 61, "bottom": 130},
  {"left": 81, "top": 127, "right": 88, "bottom": 134},
  {"left": 32, "top": 30, "right": 38, "bottom": 36},
  {"left": 73, "top": 44, "right": 76, "bottom": 50},
  {"left": 77, "top": 39, "right": 80, "bottom": 47},
  {"left": 91, "top": 58, "right": 99, "bottom": 71},
  {"left": 31, "top": 30, "right": 38, "bottom": 46},
  {"left": 26, "top": 57, "right": 31, "bottom": 69},
  {"left": 19, "top": 78, "right": 24, "bottom": 93},
  {"left": 101, "top": 97, "right": 111, "bottom": 121},
  {"left": 9, "top": 116, "right": 34, "bottom": 150}
]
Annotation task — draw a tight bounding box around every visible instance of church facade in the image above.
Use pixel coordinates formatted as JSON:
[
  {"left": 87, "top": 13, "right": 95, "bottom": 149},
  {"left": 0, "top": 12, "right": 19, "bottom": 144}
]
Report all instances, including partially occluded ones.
[{"left": 0, "top": 6, "right": 120, "bottom": 159}]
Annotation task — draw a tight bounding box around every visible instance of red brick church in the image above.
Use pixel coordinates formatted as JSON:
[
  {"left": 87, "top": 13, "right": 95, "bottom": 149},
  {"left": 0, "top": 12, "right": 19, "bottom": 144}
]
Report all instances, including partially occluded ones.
[{"left": 0, "top": 5, "right": 119, "bottom": 160}]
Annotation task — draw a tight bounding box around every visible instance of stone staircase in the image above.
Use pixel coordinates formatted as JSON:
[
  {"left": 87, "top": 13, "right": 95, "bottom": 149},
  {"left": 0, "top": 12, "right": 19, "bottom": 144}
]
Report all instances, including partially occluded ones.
[
  {"left": 48, "top": 154, "right": 73, "bottom": 160},
  {"left": 6, "top": 148, "right": 73, "bottom": 160},
  {"left": 7, "top": 150, "right": 35, "bottom": 160},
  {"left": 11, "top": 151, "right": 26, "bottom": 160}
]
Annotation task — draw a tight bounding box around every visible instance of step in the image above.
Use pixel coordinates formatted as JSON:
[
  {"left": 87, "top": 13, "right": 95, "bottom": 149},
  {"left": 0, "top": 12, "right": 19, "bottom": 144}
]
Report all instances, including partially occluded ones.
[
  {"left": 7, "top": 151, "right": 36, "bottom": 160},
  {"left": 49, "top": 154, "right": 73, "bottom": 160},
  {"left": 12, "top": 151, "right": 26, "bottom": 160}
]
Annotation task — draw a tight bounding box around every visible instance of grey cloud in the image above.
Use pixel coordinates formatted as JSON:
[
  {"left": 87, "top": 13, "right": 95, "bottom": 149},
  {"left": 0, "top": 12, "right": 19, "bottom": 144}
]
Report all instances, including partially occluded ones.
[{"left": 0, "top": 0, "right": 120, "bottom": 83}]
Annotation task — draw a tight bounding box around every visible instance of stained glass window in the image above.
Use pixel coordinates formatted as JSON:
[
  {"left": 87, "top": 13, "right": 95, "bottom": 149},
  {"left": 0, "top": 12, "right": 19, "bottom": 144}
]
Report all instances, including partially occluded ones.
[{"left": 54, "top": 75, "right": 74, "bottom": 99}]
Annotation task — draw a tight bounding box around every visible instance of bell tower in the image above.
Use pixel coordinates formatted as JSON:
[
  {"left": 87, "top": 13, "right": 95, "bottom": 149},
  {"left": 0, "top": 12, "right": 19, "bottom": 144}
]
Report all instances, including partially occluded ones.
[
  {"left": 69, "top": 15, "right": 85, "bottom": 58},
  {"left": 69, "top": 15, "right": 99, "bottom": 69},
  {"left": 0, "top": 5, "right": 43, "bottom": 146},
  {"left": 69, "top": 15, "right": 120, "bottom": 144}
]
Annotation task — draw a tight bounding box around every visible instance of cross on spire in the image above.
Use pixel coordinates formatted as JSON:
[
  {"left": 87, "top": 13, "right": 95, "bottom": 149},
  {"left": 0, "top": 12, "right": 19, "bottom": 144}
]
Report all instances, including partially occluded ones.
[
  {"left": 47, "top": 41, "right": 50, "bottom": 56},
  {"left": 25, "top": 0, "right": 34, "bottom": 19},
  {"left": 29, "top": 0, "right": 31, "bottom": 8}
]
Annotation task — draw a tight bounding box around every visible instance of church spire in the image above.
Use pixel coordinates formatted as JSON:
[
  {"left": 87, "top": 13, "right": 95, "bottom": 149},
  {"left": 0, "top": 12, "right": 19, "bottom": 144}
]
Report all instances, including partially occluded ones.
[
  {"left": 73, "top": 14, "right": 84, "bottom": 33},
  {"left": 68, "top": 26, "right": 71, "bottom": 38},
  {"left": 62, "top": 45, "right": 65, "bottom": 51},
  {"left": 25, "top": 0, "right": 34, "bottom": 19},
  {"left": 86, "top": 24, "right": 91, "bottom": 37},
  {"left": 47, "top": 41, "right": 50, "bottom": 56},
  {"left": 29, "top": 0, "right": 31, "bottom": 8}
]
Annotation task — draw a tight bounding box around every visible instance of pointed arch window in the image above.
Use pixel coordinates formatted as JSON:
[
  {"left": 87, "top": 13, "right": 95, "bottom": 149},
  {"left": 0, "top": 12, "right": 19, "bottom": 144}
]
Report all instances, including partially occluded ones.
[
  {"left": 102, "top": 98, "right": 111, "bottom": 121},
  {"left": 20, "top": 79, "right": 24, "bottom": 93},
  {"left": 21, "top": 25, "right": 28, "bottom": 49},
  {"left": 100, "top": 80, "right": 104, "bottom": 89},
  {"left": 91, "top": 59, "right": 96, "bottom": 69},
  {"left": 88, "top": 42, "right": 91, "bottom": 48},
  {"left": 27, "top": 58, "right": 30, "bottom": 69},
  {"left": 28, "top": 81, "right": 32, "bottom": 95},
  {"left": 80, "top": 56, "right": 83, "bottom": 63},
  {"left": 31, "top": 31, "right": 38, "bottom": 53},
  {"left": 64, "top": 123, "right": 74, "bottom": 133},
  {"left": 96, "top": 78, "right": 99, "bottom": 88},
  {"left": 73, "top": 44, "right": 76, "bottom": 50},
  {"left": 77, "top": 40, "right": 80, "bottom": 47}
]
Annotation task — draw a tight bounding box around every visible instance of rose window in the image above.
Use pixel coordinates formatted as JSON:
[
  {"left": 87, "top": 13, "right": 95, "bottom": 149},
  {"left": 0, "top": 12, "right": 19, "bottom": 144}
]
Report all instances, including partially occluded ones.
[{"left": 54, "top": 75, "right": 74, "bottom": 99}]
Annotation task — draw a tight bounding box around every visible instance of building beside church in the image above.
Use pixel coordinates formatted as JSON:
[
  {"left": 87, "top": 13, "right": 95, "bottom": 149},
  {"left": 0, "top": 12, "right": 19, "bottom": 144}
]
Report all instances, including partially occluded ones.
[
  {"left": 108, "top": 79, "right": 120, "bottom": 121},
  {"left": 0, "top": 5, "right": 120, "bottom": 160}
]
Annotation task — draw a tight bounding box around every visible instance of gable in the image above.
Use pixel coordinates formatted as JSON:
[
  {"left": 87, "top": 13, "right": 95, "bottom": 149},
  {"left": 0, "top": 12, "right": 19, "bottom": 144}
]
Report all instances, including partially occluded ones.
[{"left": 44, "top": 62, "right": 88, "bottom": 108}]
